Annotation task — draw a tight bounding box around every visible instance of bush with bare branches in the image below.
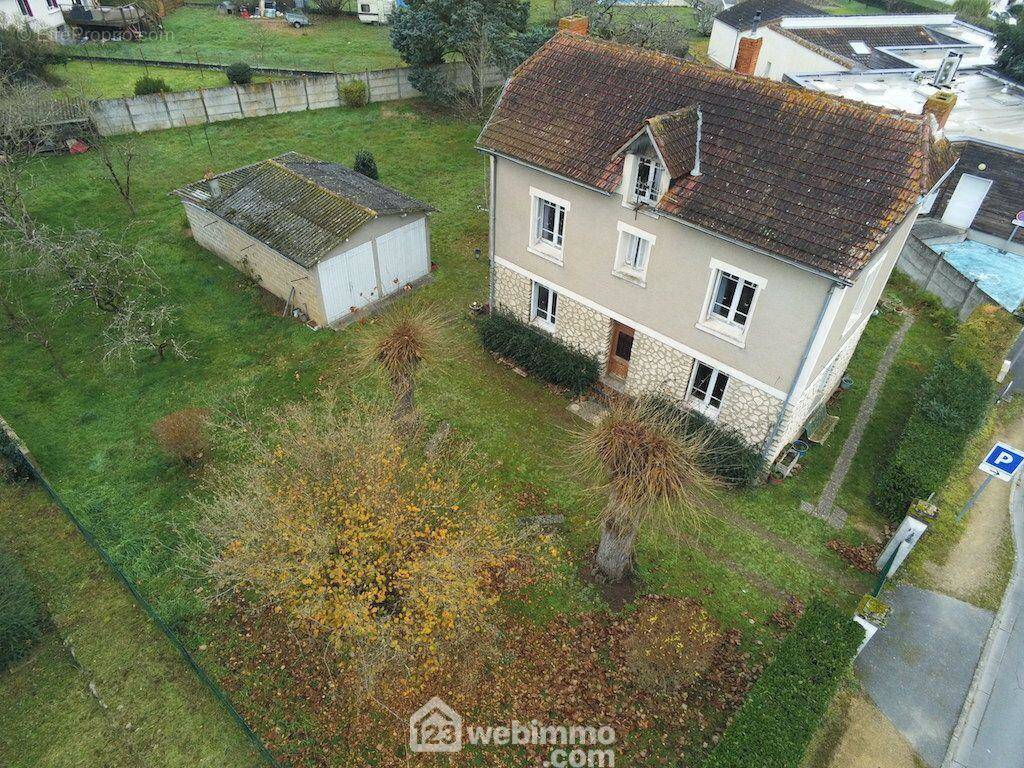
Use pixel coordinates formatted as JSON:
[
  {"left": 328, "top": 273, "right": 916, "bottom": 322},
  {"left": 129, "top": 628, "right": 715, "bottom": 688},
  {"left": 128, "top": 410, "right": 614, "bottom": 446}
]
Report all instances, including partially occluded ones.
[
  {"left": 187, "top": 397, "right": 516, "bottom": 694},
  {"left": 152, "top": 408, "right": 210, "bottom": 467}
]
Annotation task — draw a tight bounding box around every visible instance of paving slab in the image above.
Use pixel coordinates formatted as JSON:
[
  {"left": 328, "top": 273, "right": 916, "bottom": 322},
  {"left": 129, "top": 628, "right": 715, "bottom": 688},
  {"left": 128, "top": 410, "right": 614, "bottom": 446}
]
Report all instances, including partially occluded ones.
[{"left": 856, "top": 584, "right": 993, "bottom": 768}]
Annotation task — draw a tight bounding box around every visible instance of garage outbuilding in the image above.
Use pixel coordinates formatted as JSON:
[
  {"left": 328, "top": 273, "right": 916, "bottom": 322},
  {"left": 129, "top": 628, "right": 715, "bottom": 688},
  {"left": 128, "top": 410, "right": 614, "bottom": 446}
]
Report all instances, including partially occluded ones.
[{"left": 173, "top": 152, "right": 434, "bottom": 326}]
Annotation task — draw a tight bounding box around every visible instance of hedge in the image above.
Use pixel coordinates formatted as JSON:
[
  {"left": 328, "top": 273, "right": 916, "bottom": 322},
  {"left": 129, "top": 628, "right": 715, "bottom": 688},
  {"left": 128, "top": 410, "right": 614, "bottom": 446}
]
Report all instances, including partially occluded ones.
[
  {"left": 477, "top": 312, "right": 600, "bottom": 395},
  {"left": 0, "top": 548, "right": 42, "bottom": 671},
  {"left": 649, "top": 396, "right": 764, "bottom": 487},
  {"left": 704, "top": 599, "right": 864, "bottom": 768},
  {"left": 873, "top": 354, "right": 993, "bottom": 520}
]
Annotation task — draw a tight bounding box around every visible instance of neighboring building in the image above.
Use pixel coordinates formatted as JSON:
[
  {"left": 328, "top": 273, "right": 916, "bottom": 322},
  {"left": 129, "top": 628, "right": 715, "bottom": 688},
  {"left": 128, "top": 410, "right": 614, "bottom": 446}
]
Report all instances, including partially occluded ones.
[
  {"left": 708, "top": 4, "right": 995, "bottom": 79},
  {"left": 174, "top": 152, "right": 434, "bottom": 327},
  {"left": 478, "top": 30, "right": 930, "bottom": 461},
  {"left": 356, "top": 0, "right": 397, "bottom": 24},
  {"left": 0, "top": 0, "right": 66, "bottom": 35}
]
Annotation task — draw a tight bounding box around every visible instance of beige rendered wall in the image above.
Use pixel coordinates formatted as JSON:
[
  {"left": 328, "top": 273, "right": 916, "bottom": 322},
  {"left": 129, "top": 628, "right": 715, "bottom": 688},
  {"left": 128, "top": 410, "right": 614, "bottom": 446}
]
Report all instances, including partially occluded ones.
[
  {"left": 492, "top": 156, "right": 835, "bottom": 397},
  {"left": 708, "top": 20, "right": 741, "bottom": 68},
  {"left": 754, "top": 28, "right": 847, "bottom": 80},
  {"left": 806, "top": 207, "right": 918, "bottom": 384},
  {"left": 183, "top": 202, "right": 327, "bottom": 325}
]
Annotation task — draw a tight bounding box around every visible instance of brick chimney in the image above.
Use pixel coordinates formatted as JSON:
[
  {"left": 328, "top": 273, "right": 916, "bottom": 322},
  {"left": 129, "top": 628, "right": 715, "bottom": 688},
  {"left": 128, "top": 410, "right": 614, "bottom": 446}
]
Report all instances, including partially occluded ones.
[
  {"left": 923, "top": 90, "right": 957, "bottom": 130},
  {"left": 558, "top": 15, "right": 589, "bottom": 35},
  {"left": 734, "top": 35, "right": 763, "bottom": 75}
]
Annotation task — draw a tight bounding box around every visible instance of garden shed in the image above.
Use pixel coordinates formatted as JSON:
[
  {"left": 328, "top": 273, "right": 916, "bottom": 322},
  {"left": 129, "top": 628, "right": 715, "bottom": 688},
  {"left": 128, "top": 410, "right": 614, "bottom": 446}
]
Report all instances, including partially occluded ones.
[{"left": 173, "top": 152, "right": 434, "bottom": 326}]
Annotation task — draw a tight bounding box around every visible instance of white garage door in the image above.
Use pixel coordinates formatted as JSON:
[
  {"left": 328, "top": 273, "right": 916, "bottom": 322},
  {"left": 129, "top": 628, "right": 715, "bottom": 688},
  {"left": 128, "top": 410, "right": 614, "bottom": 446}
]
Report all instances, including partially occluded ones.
[
  {"left": 318, "top": 241, "right": 379, "bottom": 323},
  {"left": 376, "top": 218, "right": 429, "bottom": 297}
]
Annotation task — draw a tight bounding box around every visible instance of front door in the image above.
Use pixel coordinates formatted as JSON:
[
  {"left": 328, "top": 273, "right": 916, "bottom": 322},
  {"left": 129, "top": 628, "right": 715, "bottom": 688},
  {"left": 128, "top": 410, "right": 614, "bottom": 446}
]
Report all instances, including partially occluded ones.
[{"left": 607, "top": 321, "right": 634, "bottom": 380}]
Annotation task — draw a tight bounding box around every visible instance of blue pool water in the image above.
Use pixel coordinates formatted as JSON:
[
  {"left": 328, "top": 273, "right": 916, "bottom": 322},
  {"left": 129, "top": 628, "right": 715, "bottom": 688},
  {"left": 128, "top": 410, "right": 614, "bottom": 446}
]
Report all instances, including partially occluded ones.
[{"left": 933, "top": 240, "right": 1024, "bottom": 313}]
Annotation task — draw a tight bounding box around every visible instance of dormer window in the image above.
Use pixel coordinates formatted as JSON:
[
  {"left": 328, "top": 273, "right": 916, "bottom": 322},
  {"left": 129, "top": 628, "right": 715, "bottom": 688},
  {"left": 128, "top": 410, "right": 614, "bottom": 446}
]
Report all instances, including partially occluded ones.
[{"left": 633, "top": 156, "right": 664, "bottom": 205}]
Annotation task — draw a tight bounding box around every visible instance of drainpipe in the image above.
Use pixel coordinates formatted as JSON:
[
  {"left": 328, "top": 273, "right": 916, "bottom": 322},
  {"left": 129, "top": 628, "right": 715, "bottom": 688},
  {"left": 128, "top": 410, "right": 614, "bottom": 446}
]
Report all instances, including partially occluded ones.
[
  {"left": 488, "top": 153, "right": 497, "bottom": 312},
  {"left": 762, "top": 281, "right": 841, "bottom": 462}
]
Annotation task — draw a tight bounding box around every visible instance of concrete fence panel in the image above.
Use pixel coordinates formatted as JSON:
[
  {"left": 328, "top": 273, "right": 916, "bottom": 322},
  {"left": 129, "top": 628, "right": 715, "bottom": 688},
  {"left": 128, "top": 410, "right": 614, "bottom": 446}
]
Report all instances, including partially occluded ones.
[
  {"left": 87, "top": 61, "right": 512, "bottom": 136},
  {"left": 237, "top": 82, "right": 278, "bottom": 119},
  {"left": 271, "top": 78, "right": 309, "bottom": 114},
  {"left": 896, "top": 235, "right": 1001, "bottom": 320},
  {"left": 163, "top": 90, "right": 209, "bottom": 128}
]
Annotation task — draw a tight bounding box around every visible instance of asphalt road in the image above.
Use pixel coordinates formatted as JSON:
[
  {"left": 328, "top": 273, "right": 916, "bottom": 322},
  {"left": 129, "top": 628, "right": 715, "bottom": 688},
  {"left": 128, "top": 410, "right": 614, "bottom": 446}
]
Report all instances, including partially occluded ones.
[{"left": 1002, "top": 331, "right": 1024, "bottom": 397}]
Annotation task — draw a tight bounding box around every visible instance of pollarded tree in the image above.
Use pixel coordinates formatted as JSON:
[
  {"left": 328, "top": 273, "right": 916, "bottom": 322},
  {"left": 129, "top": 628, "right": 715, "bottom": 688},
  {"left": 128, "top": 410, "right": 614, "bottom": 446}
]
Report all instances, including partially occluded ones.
[
  {"left": 357, "top": 304, "right": 445, "bottom": 422},
  {"left": 390, "top": 0, "right": 551, "bottom": 113},
  {"left": 577, "top": 398, "right": 718, "bottom": 582}
]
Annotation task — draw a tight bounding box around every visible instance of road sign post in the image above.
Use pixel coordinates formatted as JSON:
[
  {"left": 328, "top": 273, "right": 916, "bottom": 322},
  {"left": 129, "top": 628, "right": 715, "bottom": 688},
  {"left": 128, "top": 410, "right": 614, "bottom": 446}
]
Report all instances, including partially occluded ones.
[
  {"left": 1010, "top": 212, "right": 1024, "bottom": 243},
  {"left": 958, "top": 442, "right": 1024, "bottom": 522}
]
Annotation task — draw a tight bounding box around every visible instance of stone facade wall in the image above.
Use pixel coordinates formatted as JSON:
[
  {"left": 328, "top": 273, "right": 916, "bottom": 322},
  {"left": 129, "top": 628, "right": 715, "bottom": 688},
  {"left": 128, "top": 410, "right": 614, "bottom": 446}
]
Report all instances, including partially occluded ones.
[
  {"left": 493, "top": 264, "right": 532, "bottom": 322},
  {"left": 553, "top": 295, "right": 610, "bottom": 361},
  {"left": 764, "top": 329, "right": 860, "bottom": 460},
  {"left": 184, "top": 202, "right": 325, "bottom": 325},
  {"left": 718, "top": 379, "right": 784, "bottom": 448},
  {"left": 624, "top": 331, "right": 695, "bottom": 401}
]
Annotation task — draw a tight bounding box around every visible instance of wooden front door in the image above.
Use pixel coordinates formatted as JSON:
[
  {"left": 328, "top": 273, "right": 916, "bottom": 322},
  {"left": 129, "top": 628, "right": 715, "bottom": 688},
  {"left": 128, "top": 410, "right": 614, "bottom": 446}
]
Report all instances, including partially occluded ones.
[{"left": 607, "top": 321, "right": 635, "bottom": 380}]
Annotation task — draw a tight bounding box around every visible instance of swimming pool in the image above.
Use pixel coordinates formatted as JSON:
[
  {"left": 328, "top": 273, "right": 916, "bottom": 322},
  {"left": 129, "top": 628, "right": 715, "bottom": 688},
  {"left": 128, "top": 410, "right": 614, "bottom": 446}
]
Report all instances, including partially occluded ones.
[{"left": 933, "top": 240, "right": 1024, "bottom": 313}]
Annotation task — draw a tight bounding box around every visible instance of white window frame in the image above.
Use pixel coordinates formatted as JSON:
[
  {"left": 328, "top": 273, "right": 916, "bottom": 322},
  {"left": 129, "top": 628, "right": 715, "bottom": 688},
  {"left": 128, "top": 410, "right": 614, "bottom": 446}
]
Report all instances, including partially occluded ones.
[
  {"left": 696, "top": 259, "right": 765, "bottom": 347},
  {"left": 531, "top": 281, "right": 558, "bottom": 331},
  {"left": 687, "top": 361, "right": 730, "bottom": 418},
  {"left": 527, "top": 187, "right": 570, "bottom": 265},
  {"left": 633, "top": 155, "right": 664, "bottom": 206},
  {"left": 843, "top": 256, "right": 883, "bottom": 335},
  {"left": 612, "top": 222, "right": 655, "bottom": 287}
]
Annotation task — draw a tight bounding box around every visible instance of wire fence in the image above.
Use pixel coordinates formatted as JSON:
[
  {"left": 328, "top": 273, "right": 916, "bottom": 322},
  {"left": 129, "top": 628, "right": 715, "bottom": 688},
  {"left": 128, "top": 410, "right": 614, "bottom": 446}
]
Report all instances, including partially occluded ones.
[{"left": 0, "top": 413, "right": 280, "bottom": 768}]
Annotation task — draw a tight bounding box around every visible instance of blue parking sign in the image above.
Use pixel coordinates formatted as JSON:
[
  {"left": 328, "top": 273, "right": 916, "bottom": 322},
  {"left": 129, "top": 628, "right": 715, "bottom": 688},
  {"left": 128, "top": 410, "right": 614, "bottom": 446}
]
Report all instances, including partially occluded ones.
[{"left": 979, "top": 443, "right": 1024, "bottom": 481}]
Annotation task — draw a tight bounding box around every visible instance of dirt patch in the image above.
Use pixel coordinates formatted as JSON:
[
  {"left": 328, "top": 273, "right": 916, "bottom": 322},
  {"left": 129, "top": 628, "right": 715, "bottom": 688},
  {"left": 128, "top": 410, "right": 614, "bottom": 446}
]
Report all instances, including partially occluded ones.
[
  {"left": 920, "top": 413, "right": 1023, "bottom": 604},
  {"left": 818, "top": 692, "right": 924, "bottom": 768}
]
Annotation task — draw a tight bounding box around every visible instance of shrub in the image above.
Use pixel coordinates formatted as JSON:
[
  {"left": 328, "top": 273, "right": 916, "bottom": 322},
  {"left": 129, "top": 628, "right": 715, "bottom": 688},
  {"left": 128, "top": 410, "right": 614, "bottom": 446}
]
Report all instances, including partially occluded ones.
[
  {"left": 225, "top": 62, "right": 253, "bottom": 85},
  {"left": 954, "top": 0, "right": 992, "bottom": 24},
  {"left": 133, "top": 75, "right": 170, "bottom": 96},
  {"left": 0, "top": 24, "right": 69, "bottom": 83},
  {"left": 477, "top": 312, "right": 600, "bottom": 395},
  {"left": 0, "top": 549, "right": 42, "bottom": 671},
  {"left": 152, "top": 407, "right": 210, "bottom": 467},
  {"left": 0, "top": 427, "right": 32, "bottom": 484},
  {"left": 704, "top": 599, "right": 863, "bottom": 768},
  {"left": 949, "top": 304, "right": 1020, "bottom": 378},
  {"left": 873, "top": 354, "right": 993, "bottom": 520},
  {"left": 353, "top": 150, "right": 378, "bottom": 180},
  {"left": 649, "top": 396, "right": 763, "bottom": 486},
  {"left": 340, "top": 78, "right": 369, "bottom": 108}
]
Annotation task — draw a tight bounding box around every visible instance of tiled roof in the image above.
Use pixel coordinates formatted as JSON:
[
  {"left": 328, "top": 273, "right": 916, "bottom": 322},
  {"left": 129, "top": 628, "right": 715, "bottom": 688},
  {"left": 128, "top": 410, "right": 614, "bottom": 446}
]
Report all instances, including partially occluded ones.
[
  {"left": 645, "top": 107, "right": 700, "bottom": 180},
  {"left": 173, "top": 153, "right": 433, "bottom": 268},
  {"left": 478, "top": 33, "right": 930, "bottom": 281},
  {"left": 935, "top": 140, "right": 1024, "bottom": 240},
  {"left": 715, "top": 0, "right": 819, "bottom": 30},
  {"left": 783, "top": 24, "right": 967, "bottom": 70}
]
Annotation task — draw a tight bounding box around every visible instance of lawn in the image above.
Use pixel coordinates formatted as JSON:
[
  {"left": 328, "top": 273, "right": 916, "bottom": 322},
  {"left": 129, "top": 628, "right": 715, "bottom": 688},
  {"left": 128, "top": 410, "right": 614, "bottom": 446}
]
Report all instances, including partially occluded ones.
[
  {"left": 0, "top": 100, "right": 902, "bottom": 765},
  {"left": 75, "top": 7, "right": 403, "bottom": 72},
  {"left": 0, "top": 484, "right": 258, "bottom": 768},
  {"left": 48, "top": 60, "right": 277, "bottom": 100}
]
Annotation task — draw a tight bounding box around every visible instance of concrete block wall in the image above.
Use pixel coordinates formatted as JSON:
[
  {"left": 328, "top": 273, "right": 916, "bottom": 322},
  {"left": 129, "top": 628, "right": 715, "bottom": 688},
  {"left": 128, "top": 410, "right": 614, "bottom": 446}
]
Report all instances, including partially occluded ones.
[
  {"left": 897, "top": 235, "right": 1000, "bottom": 320},
  {"left": 89, "top": 62, "right": 507, "bottom": 136},
  {"left": 183, "top": 202, "right": 326, "bottom": 325}
]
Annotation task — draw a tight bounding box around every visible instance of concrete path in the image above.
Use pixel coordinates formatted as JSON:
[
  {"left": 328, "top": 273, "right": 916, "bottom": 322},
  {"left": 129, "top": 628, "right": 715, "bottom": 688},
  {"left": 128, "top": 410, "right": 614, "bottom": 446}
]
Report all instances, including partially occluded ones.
[
  {"left": 815, "top": 315, "right": 913, "bottom": 522},
  {"left": 945, "top": 474, "right": 1024, "bottom": 768},
  {"left": 855, "top": 584, "right": 993, "bottom": 768}
]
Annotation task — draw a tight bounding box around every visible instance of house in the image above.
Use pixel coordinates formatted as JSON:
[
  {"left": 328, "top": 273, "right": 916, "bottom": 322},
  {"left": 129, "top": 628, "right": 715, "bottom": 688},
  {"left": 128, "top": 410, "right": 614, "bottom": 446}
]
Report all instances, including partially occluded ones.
[
  {"left": 708, "top": 2, "right": 995, "bottom": 79},
  {"left": 173, "top": 152, "right": 434, "bottom": 327},
  {"left": 0, "top": 0, "right": 66, "bottom": 35},
  {"left": 477, "top": 29, "right": 931, "bottom": 461}
]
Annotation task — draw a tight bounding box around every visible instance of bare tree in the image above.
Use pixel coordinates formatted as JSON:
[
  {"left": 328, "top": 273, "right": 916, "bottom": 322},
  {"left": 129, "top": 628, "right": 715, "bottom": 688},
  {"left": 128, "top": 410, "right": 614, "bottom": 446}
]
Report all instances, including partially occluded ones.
[
  {"left": 0, "top": 280, "right": 66, "bottom": 378},
  {"left": 91, "top": 132, "right": 137, "bottom": 213},
  {"left": 102, "top": 300, "right": 187, "bottom": 364},
  {"left": 566, "top": 0, "right": 691, "bottom": 57}
]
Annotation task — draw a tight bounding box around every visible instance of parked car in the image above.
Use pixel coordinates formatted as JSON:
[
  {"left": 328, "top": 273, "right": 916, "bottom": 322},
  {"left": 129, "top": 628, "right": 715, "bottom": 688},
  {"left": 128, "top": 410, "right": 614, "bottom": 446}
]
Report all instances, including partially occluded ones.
[{"left": 284, "top": 9, "right": 309, "bottom": 27}]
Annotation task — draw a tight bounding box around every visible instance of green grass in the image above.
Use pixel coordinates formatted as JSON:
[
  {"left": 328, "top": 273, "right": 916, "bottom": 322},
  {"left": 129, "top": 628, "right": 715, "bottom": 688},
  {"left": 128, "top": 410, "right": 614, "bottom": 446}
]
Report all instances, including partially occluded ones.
[
  {"left": 48, "top": 60, "right": 278, "bottom": 100},
  {"left": 0, "top": 100, "right": 923, "bottom": 761},
  {"left": 76, "top": 7, "right": 403, "bottom": 72},
  {"left": 0, "top": 484, "right": 258, "bottom": 767}
]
